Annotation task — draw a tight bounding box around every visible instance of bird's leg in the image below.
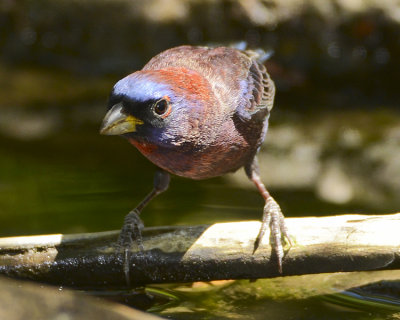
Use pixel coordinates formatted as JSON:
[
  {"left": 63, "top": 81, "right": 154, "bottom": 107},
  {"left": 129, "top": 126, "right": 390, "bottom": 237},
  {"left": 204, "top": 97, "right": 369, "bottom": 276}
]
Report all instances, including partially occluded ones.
[
  {"left": 117, "top": 170, "right": 170, "bottom": 285},
  {"left": 245, "top": 157, "right": 291, "bottom": 273}
]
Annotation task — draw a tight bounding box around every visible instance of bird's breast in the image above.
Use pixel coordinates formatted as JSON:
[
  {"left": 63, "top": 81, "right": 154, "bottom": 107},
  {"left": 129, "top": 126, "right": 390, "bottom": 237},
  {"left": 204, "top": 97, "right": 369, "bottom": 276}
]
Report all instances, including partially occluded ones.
[
  {"left": 128, "top": 139, "right": 158, "bottom": 157},
  {"left": 128, "top": 132, "right": 255, "bottom": 180}
]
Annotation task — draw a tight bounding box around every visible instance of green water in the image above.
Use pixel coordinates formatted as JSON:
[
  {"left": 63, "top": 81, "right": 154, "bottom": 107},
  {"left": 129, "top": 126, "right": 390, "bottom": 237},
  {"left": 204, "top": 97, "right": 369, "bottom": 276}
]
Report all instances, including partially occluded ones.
[
  {"left": 0, "top": 126, "right": 376, "bottom": 237},
  {"left": 0, "top": 129, "right": 275, "bottom": 236},
  {"left": 2, "top": 108, "right": 389, "bottom": 236}
]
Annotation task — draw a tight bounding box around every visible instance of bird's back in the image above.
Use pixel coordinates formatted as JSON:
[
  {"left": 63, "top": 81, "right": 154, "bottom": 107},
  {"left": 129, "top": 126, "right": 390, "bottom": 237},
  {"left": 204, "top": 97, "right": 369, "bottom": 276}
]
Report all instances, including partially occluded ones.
[{"left": 143, "top": 46, "right": 275, "bottom": 119}]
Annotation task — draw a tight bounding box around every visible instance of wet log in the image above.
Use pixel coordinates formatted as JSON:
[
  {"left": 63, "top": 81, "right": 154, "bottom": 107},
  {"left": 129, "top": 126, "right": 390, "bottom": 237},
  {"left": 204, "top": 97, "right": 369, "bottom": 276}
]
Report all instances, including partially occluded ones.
[{"left": 0, "top": 213, "right": 399, "bottom": 288}]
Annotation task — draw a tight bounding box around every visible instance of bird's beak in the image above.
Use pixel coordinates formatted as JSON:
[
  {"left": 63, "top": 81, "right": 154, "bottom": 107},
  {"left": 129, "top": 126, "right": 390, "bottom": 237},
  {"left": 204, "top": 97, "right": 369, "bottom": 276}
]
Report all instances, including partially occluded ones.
[{"left": 99, "top": 103, "right": 143, "bottom": 135}]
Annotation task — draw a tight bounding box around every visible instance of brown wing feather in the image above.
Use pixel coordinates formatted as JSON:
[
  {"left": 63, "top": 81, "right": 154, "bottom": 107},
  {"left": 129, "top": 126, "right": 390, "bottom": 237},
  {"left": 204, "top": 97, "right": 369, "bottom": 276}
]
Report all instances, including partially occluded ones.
[{"left": 242, "top": 50, "right": 275, "bottom": 116}]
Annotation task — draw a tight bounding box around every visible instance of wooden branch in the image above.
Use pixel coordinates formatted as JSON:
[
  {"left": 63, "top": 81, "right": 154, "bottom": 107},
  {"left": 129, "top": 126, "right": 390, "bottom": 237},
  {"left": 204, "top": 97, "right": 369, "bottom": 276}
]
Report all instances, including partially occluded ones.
[{"left": 0, "top": 213, "right": 400, "bottom": 287}]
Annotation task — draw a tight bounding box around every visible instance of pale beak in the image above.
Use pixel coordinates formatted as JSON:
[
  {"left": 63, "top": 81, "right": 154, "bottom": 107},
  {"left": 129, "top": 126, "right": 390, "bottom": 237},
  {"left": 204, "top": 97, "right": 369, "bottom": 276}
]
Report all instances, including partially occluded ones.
[{"left": 99, "top": 103, "right": 143, "bottom": 135}]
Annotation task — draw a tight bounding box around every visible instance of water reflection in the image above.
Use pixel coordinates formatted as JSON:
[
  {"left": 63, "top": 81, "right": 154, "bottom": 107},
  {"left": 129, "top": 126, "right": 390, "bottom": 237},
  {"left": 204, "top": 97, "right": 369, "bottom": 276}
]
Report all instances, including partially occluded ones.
[{"left": 151, "top": 272, "right": 400, "bottom": 319}]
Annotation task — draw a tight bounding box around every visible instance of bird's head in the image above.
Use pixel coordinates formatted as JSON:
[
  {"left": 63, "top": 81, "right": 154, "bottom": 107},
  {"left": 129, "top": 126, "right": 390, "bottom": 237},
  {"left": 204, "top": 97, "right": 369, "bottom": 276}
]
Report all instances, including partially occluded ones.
[{"left": 100, "top": 67, "right": 214, "bottom": 147}]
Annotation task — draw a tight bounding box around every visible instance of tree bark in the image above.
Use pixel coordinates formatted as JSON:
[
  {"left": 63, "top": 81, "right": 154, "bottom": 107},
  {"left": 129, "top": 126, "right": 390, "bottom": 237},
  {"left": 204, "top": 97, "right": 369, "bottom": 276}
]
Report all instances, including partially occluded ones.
[{"left": 0, "top": 213, "right": 399, "bottom": 287}]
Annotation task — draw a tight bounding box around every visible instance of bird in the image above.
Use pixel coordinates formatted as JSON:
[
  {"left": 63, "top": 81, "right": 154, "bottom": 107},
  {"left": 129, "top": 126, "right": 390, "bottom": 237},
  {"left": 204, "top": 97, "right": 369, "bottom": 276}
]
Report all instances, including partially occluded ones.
[{"left": 100, "top": 45, "right": 290, "bottom": 283}]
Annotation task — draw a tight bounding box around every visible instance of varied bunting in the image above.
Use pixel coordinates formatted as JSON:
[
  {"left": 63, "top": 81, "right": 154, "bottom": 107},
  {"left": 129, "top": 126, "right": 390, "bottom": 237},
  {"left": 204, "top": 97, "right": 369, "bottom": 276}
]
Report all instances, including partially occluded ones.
[{"left": 100, "top": 45, "right": 290, "bottom": 282}]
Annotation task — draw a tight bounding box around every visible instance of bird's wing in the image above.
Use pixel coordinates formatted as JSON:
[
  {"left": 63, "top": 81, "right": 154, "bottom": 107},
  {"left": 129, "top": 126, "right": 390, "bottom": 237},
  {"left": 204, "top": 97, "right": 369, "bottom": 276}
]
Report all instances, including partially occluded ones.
[{"left": 235, "top": 50, "right": 275, "bottom": 123}]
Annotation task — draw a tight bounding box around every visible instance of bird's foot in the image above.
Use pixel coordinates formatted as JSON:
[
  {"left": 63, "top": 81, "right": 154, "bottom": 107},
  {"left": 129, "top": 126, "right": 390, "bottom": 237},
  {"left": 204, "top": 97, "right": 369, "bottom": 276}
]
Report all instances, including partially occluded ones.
[
  {"left": 116, "top": 209, "right": 144, "bottom": 286},
  {"left": 254, "top": 196, "right": 291, "bottom": 273}
]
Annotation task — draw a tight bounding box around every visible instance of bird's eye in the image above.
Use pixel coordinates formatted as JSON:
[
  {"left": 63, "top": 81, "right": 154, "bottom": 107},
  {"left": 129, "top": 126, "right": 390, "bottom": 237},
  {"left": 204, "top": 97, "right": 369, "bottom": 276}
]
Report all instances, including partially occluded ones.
[{"left": 153, "top": 98, "right": 171, "bottom": 118}]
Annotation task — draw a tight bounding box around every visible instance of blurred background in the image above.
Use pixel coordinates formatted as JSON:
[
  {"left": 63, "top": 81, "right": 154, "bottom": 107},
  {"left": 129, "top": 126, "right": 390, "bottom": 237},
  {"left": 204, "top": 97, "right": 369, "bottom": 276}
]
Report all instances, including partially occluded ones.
[
  {"left": 0, "top": 0, "right": 400, "bottom": 237},
  {"left": 2, "top": 1, "right": 400, "bottom": 319}
]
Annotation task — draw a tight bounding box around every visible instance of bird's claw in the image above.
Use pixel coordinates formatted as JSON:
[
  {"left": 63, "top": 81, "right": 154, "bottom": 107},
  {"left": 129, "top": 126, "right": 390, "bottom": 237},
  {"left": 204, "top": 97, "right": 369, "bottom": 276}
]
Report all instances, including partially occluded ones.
[
  {"left": 116, "top": 209, "right": 144, "bottom": 286},
  {"left": 255, "top": 197, "right": 291, "bottom": 273}
]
